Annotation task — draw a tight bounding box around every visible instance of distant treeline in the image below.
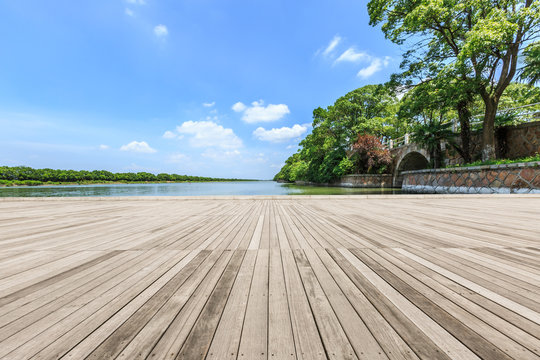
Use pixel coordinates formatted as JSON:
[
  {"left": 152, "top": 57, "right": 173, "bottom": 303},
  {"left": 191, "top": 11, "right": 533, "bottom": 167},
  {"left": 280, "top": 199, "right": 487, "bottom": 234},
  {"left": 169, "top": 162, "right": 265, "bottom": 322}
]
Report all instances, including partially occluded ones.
[{"left": 0, "top": 166, "right": 253, "bottom": 185}]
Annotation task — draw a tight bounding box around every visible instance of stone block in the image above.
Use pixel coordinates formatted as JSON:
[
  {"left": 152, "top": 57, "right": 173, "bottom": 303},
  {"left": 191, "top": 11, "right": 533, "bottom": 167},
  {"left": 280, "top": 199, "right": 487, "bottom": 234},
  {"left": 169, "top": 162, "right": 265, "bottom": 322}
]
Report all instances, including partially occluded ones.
[
  {"left": 490, "top": 179, "right": 503, "bottom": 188},
  {"left": 486, "top": 170, "right": 498, "bottom": 182},
  {"left": 454, "top": 175, "right": 465, "bottom": 187},
  {"left": 512, "top": 178, "right": 530, "bottom": 189},
  {"left": 519, "top": 168, "right": 536, "bottom": 182}
]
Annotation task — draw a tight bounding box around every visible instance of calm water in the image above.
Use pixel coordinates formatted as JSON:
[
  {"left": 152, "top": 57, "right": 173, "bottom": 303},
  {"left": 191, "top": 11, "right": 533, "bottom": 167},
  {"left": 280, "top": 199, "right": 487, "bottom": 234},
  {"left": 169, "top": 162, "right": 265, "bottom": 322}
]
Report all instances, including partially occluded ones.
[{"left": 0, "top": 181, "right": 401, "bottom": 197}]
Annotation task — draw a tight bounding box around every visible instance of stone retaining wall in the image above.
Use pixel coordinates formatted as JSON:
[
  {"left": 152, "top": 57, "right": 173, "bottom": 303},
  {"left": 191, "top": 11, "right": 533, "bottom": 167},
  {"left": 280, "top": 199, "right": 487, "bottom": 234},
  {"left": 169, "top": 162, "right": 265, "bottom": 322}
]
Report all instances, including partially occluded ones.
[
  {"left": 445, "top": 120, "right": 540, "bottom": 166},
  {"left": 336, "top": 174, "right": 393, "bottom": 188},
  {"left": 402, "top": 162, "right": 540, "bottom": 194}
]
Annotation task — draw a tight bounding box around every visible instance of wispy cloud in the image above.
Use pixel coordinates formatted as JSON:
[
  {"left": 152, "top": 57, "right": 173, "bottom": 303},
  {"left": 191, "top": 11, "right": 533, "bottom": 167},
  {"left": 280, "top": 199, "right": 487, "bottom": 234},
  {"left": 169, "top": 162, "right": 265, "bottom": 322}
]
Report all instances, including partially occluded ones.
[
  {"left": 154, "top": 24, "right": 168, "bottom": 38},
  {"left": 357, "top": 56, "right": 390, "bottom": 79},
  {"left": 175, "top": 120, "right": 243, "bottom": 149},
  {"left": 233, "top": 100, "right": 290, "bottom": 124},
  {"left": 335, "top": 48, "right": 368, "bottom": 64},
  {"left": 99, "top": 144, "right": 110, "bottom": 150},
  {"left": 253, "top": 124, "right": 307, "bottom": 143},
  {"left": 321, "top": 35, "right": 342, "bottom": 56},
  {"left": 120, "top": 141, "right": 157, "bottom": 153},
  {"left": 202, "top": 102, "right": 215, "bottom": 108},
  {"left": 125, "top": 8, "right": 134, "bottom": 17},
  {"left": 126, "top": 0, "right": 145, "bottom": 4}
]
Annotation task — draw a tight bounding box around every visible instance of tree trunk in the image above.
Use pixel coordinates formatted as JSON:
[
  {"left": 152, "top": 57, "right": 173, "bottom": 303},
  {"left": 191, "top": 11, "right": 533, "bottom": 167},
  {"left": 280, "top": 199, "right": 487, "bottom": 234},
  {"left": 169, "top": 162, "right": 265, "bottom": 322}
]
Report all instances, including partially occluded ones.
[
  {"left": 481, "top": 98, "right": 499, "bottom": 161},
  {"left": 456, "top": 100, "right": 472, "bottom": 163}
]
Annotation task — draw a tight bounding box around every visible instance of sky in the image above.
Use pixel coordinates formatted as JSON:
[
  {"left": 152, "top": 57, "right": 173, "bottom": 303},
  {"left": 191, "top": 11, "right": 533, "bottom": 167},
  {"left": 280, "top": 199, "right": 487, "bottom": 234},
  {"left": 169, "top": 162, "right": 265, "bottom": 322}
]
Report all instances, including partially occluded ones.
[{"left": 0, "top": 0, "right": 403, "bottom": 179}]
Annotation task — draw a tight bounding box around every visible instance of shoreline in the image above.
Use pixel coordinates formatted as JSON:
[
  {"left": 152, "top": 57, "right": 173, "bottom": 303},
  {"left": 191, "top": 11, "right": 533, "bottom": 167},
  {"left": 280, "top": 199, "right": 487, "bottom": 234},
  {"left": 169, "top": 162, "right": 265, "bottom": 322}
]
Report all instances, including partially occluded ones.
[
  {"left": 1, "top": 193, "right": 540, "bottom": 200},
  {"left": 0, "top": 180, "right": 262, "bottom": 188}
]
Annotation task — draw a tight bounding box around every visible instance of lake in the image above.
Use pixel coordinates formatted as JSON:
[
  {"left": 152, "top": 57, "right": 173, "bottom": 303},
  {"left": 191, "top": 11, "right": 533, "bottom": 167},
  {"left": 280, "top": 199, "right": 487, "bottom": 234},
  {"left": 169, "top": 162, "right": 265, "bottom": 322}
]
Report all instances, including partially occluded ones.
[{"left": 0, "top": 181, "right": 401, "bottom": 197}]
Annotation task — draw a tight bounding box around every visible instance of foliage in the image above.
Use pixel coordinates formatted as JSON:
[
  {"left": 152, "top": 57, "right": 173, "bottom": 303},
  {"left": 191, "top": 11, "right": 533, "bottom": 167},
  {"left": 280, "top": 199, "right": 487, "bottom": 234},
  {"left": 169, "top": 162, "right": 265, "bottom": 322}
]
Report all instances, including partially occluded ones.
[
  {"left": 350, "top": 134, "right": 392, "bottom": 174},
  {"left": 334, "top": 157, "right": 355, "bottom": 178},
  {"left": 274, "top": 85, "right": 403, "bottom": 183},
  {"left": 368, "top": 0, "right": 540, "bottom": 160},
  {"left": 520, "top": 41, "right": 540, "bottom": 85},
  {"left": 447, "top": 153, "right": 540, "bottom": 168},
  {"left": 411, "top": 120, "right": 456, "bottom": 168},
  {"left": 0, "top": 166, "right": 252, "bottom": 185}
]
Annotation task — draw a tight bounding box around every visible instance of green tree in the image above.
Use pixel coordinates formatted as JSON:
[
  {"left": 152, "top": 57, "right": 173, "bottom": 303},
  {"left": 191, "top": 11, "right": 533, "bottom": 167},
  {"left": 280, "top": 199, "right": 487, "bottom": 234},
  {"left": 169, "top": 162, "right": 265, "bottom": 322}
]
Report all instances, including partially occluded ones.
[
  {"left": 520, "top": 41, "right": 540, "bottom": 85},
  {"left": 275, "top": 84, "right": 403, "bottom": 183},
  {"left": 369, "top": 0, "right": 540, "bottom": 161},
  {"left": 411, "top": 121, "right": 456, "bottom": 168}
]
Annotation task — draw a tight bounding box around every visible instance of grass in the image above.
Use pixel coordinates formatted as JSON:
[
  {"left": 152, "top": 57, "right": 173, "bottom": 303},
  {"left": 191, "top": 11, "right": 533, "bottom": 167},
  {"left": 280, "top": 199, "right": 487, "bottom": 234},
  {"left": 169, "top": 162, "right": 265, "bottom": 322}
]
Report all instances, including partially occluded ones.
[{"left": 447, "top": 153, "right": 540, "bottom": 168}]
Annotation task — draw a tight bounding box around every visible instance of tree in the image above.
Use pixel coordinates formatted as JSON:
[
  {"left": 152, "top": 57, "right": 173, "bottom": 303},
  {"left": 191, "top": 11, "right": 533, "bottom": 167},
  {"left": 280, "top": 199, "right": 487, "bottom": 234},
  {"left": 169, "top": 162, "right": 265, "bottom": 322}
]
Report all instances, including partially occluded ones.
[
  {"left": 411, "top": 121, "right": 456, "bottom": 168},
  {"left": 275, "top": 84, "right": 404, "bottom": 183},
  {"left": 350, "top": 134, "right": 392, "bottom": 174},
  {"left": 368, "top": 0, "right": 540, "bottom": 160},
  {"left": 520, "top": 41, "right": 540, "bottom": 85}
]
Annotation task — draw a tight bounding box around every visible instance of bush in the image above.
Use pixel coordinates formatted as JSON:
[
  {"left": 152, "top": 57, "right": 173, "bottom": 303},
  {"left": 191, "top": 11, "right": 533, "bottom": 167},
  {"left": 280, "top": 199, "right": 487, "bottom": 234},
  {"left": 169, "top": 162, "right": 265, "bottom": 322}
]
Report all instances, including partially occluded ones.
[{"left": 350, "top": 134, "right": 392, "bottom": 174}]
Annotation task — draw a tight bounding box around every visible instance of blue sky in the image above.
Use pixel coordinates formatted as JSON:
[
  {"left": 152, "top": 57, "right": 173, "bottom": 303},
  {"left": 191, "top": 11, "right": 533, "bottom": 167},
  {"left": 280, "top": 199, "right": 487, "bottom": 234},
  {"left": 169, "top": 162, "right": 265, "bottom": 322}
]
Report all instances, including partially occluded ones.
[{"left": 0, "top": 0, "right": 402, "bottom": 179}]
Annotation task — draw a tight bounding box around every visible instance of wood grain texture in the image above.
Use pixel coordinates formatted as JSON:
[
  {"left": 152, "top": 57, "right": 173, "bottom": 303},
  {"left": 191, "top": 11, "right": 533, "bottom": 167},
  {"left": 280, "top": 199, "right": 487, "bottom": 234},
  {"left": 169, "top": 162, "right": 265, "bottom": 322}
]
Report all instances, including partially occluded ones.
[{"left": 0, "top": 196, "right": 538, "bottom": 359}]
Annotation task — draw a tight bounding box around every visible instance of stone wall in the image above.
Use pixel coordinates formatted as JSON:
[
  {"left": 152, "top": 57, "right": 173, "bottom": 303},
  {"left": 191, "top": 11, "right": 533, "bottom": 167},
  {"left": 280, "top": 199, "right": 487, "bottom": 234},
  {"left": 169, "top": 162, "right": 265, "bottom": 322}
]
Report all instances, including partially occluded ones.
[
  {"left": 335, "top": 174, "right": 393, "bottom": 188},
  {"left": 445, "top": 121, "right": 540, "bottom": 166},
  {"left": 402, "top": 162, "right": 540, "bottom": 194}
]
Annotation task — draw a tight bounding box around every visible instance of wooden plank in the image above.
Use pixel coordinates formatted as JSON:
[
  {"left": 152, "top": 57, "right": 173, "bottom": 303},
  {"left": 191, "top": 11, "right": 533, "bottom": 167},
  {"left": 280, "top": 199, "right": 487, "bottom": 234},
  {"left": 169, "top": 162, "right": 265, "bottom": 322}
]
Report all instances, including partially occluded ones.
[
  {"left": 176, "top": 250, "right": 246, "bottom": 359},
  {"left": 353, "top": 249, "right": 516, "bottom": 360},
  {"left": 206, "top": 250, "right": 257, "bottom": 360},
  {"left": 238, "top": 249, "right": 269, "bottom": 359},
  {"left": 83, "top": 249, "right": 207, "bottom": 359},
  {"left": 0, "top": 197, "right": 538, "bottom": 360},
  {"left": 303, "top": 247, "right": 388, "bottom": 360},
  {"left": 268, "top": 248, "right": 296, "bottom": 359},
  {"left": 293, "top": 249, "right": 358, "bottom": 359},
  {"left": 281, "top": 249, "right": 326, "bottom": 359}
]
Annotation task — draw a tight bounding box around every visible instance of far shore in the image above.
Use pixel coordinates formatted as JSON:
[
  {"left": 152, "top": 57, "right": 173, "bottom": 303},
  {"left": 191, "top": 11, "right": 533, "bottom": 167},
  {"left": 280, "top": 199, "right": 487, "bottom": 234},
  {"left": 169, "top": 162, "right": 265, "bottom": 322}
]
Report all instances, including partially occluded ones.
[{"left": 0, "top": 179, "right": 263, "bottom": 188}]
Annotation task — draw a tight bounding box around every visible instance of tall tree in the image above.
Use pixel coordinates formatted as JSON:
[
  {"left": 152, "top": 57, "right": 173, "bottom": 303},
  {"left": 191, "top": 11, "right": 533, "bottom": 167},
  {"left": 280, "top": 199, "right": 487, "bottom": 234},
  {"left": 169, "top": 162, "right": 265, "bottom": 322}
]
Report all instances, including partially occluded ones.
[{"left": 368, "top": 0, "right": 540, "bottom": 160}]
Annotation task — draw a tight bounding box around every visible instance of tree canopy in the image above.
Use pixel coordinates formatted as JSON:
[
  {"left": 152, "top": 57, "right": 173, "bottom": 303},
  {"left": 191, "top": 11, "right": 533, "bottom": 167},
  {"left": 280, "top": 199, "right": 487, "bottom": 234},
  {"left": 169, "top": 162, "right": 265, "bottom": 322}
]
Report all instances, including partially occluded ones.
[{"left": 368, "top": 0, "right": 540, "bottom": 160}]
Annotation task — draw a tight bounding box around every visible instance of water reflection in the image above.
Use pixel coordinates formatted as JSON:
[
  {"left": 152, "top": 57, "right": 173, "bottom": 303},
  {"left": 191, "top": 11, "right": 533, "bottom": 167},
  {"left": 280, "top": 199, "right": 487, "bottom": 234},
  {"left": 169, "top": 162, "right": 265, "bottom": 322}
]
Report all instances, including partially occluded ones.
[{"left": 0, "top": 181, "right": 402, "bottom": 197}]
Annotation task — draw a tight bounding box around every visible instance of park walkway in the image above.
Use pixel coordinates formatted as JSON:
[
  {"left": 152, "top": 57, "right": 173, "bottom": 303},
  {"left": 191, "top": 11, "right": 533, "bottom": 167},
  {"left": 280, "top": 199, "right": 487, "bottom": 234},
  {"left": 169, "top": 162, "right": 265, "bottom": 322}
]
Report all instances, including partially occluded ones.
[{"left": 0, "top": 196, "right": 539, "bottom": 359}]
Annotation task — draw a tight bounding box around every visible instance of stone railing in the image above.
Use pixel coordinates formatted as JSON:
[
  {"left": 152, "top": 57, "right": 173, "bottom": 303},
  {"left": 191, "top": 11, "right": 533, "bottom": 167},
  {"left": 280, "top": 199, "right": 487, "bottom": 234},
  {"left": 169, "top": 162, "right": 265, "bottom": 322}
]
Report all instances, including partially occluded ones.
[{"left": 402, "top": 162, "right": 540, "bottom": 194}]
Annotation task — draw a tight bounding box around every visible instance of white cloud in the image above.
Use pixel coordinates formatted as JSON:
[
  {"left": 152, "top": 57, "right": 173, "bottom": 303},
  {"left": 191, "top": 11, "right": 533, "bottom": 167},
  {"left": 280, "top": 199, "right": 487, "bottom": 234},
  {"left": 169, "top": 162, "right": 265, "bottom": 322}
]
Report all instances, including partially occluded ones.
[
  {"left": 335, "top": 48, "right": 368, "bottom": 64},
  {"left": 253, "top": 124, "right": 307, "bottom": 143},
  {"left": 162, "top": 130, "right": 177, "bottom": 139},
  {"left": 126, "top": 0, "right": 145, "bottom": 4},
  {"left": 232, "top": 102, "right": 247, "bottom": 112},
  {"left": 234, "top": 100, "right": 290, "bottom": 124},
  {"left": 322, "top": 35, "right": 342, "bottom": 56},
  {"left": 176, "top": 120, "right": 243, "bottom": 149},
  {"left": 154, "top": 25, "right": 168, "bottom": 38},
  {"left": 120, "top": 141, "right": 157, "bottom": 153},
  {"left": 99, "top": 144, "right": 109, "bottom": 150},
  {"left": 125, "top": 8, "right": 134, "bottom": 16},
  {"left": 357, "top": 58, "right": 385, "bottom": 79},
  {"left": 203, "top": 102, "right": 215, "bottom": 107}
]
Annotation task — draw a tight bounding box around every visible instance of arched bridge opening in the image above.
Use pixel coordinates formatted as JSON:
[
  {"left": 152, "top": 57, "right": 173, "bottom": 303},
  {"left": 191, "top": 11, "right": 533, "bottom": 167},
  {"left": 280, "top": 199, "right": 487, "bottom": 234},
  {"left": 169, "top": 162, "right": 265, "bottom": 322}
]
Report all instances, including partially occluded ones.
[{"left": 393, "top": 150, "right": 430, "bottom": 187}]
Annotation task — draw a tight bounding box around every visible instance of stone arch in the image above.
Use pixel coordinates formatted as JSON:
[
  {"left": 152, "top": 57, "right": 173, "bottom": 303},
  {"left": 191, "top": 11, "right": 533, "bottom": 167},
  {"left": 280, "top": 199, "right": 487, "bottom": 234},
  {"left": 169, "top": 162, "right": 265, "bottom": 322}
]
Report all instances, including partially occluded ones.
[
  {"left": 392, "top": 147, "right": 430, "bottom": 187},
  {"left": 396, "top": 151, "right": 430, "bottom": 172}
]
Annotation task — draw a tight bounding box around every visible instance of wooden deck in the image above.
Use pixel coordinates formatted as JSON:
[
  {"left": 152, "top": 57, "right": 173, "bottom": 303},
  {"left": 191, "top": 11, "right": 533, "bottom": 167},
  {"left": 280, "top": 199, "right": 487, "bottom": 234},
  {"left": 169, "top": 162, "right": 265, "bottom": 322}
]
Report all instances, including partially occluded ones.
[{"left": 0, "top": 196, "right": 539, "bottom": 360}]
